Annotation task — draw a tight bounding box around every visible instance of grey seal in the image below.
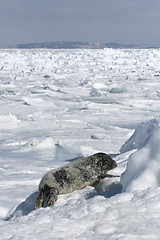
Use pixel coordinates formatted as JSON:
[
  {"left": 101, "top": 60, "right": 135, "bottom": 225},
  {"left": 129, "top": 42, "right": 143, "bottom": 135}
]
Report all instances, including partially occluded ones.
[{"left": 35, "top": 152, "right": 117, "bottom": 208}]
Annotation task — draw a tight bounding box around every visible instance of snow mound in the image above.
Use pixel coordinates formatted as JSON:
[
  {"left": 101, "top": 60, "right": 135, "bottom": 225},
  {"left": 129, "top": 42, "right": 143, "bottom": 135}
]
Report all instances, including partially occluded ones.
[
  {"left": 34, "top": 137, "right": 55, "bottom": 150},
  {"left": 120, "top": 118, "right": 160, "bottom": 153},
  {"left": 121, "top": 127, "right": 160, "bottom": 192},
  {"left": 93, "top": 82, "right": 107, "bottom": 89},
  {"left": 0, "top": 114, "right": 21, "bottom": 129},
  {"left": 0, "top": 207, "right": 9, "bottom": 219}
]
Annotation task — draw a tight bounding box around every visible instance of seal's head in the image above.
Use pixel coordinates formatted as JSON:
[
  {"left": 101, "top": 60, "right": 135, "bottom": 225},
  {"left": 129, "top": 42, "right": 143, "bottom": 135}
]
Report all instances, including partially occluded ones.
[{"left": 91, "top": 152, "right": 117, "bottom": 174}]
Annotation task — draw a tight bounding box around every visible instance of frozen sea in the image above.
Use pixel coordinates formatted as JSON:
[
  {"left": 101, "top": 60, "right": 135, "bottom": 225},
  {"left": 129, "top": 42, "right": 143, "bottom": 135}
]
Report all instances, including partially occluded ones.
[{"left": 0, "top": 48, "right": 160, "bottom": 239}]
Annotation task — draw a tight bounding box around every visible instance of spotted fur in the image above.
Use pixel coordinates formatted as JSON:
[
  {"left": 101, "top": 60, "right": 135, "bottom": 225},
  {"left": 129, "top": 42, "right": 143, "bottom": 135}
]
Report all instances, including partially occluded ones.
[{"left": 35, "top": 152, "right": 117, "bottom": 208}]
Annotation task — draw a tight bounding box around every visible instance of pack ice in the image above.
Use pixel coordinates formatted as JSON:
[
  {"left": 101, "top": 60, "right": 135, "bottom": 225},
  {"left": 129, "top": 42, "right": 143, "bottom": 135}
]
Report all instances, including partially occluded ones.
[{"left": 0, "top": 48, "right": 160, "bottom": 239}]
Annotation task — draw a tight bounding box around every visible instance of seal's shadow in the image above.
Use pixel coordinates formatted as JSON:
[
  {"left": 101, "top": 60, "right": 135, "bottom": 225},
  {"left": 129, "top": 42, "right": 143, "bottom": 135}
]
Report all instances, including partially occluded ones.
[
  {"left": 85, "top": 181, "right": 122, "bottom": 200},
  {"left": 4, "top": 191, "right": 38, "bottom": 221},
  {"left": 5, "top": 181, "right": 122, "bottom": 221},
  {"left": 94, "top": 179, "right": 122, "bottom": 198}
]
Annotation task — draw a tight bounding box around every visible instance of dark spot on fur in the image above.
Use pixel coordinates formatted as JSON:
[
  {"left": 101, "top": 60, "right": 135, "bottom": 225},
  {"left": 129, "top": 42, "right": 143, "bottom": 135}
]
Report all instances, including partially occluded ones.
[
  {"left": 83, "top": 171, "right": 90, "bottom": 182},
  {"left": 75, "top": 167, "right": 90, "bottom": 182},
  {"left": 53, "top": 168, "right": 71, "bottom": 187},
  {"left": 97, "top": 160, "right": 103, "bottom": 167}
]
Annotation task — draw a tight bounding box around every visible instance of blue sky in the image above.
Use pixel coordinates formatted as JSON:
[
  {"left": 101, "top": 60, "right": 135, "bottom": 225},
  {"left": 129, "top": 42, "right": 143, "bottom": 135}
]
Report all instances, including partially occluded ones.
[{"left": 0, "top": 0, "right": 160, "bottom": 46}]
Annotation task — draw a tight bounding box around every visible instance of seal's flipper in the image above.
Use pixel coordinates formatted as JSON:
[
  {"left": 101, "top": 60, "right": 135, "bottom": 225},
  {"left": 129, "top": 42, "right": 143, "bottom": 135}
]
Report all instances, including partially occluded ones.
[
  {"left": 35, "top": 189, "right": 45, "bottom": 208},
  {"left": 105, "top": 174, "right": 120, "bottom": 178},
  {"left": 35, "top": 185, "right": 59, "bottom": 208},
  {"left": 46, "top": 187, "right": 59, "bottom": 207}
]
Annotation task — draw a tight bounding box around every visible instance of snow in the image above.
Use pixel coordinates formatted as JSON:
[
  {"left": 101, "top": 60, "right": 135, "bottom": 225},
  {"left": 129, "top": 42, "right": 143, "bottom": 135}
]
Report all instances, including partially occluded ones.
[
  {"left": 120, "top": 118, "right": 160, "bottom": 153},
  {"left": 121, "top": 126, "right": 160, "bottom": 192},
  {"left": 1, "top": 48, "right": 160, "bottom": 239}
]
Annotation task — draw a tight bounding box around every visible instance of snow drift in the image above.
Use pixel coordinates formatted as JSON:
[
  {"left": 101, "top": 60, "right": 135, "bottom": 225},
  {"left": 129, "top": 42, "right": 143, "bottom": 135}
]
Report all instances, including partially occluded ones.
[
  {"left": 120, "top": 118, "right": 160, "bottom": 153},
  {"left": 121, "top": 119, "right": 160, "bottom": 192}
]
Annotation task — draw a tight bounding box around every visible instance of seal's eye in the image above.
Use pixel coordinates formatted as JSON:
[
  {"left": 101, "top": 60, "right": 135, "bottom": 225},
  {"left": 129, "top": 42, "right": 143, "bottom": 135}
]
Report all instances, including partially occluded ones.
[{"left": 97, "top": 160, "right": 103, "bottom": 167}]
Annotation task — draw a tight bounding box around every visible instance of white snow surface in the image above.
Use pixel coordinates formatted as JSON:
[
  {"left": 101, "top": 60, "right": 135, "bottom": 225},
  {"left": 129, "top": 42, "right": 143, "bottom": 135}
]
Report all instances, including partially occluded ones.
[
  {"left": 1, "top": 48, "right": 160, "bottom": 239},
  {"left": 121, "top": 126, "right": 160, "bottom": 192},
  {"left": 120, "top": 118, "right": 160, "bottom": 153}
]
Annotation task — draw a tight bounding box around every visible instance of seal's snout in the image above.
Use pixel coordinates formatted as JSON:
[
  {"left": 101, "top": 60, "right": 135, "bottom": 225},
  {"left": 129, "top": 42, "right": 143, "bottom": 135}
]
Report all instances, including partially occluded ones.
[
  {"left": 106, "top": 159, "right": 117, "bottom": 171},
  {"left": 113, "top": 160, "right": 117, "bottom": 169},
  {"left": 103, "top": 154, "right": 117, "bottom": 171}
]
